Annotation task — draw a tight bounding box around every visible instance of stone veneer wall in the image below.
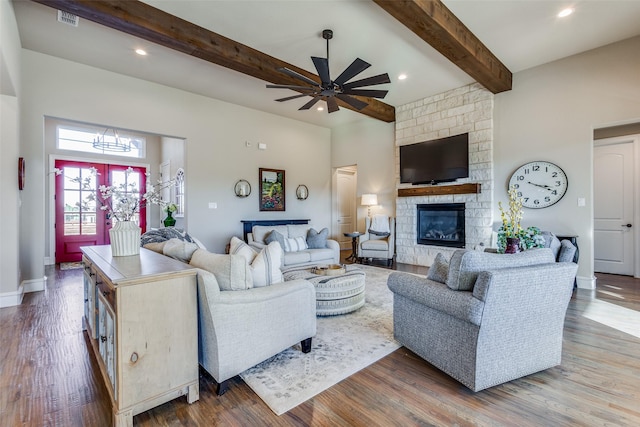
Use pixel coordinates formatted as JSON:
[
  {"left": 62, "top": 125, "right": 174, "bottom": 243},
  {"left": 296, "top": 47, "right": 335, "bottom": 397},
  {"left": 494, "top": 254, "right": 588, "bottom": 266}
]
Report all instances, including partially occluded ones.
[{"left": 395, "top": 83, "right": 494, "bottom": 266}]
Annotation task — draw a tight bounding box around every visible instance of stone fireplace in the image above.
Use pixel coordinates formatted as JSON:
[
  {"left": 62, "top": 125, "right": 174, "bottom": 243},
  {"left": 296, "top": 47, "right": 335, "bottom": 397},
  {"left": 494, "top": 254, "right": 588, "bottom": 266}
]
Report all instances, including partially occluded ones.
[
  {"left": 417, "top": 203, "right": 465, "bottom": 248},
  {"left": 395, "top": 83, "right": 494, "bottom": 266}
]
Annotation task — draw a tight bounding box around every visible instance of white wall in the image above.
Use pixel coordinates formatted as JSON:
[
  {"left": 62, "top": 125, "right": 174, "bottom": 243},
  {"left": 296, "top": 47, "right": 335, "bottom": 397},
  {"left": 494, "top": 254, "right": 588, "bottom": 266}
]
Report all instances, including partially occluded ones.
[
  {"left": 19, "top": 50, "right": 331, "bottom": 283},
  {"left": 494, "top": 36, "right": 640, "bottom": 288},
  {"left": 0, "top": 0, "right": 23, "bottom": 305},
  {"left": 331, "top": 119, "right": 395, "bottom": 231}
]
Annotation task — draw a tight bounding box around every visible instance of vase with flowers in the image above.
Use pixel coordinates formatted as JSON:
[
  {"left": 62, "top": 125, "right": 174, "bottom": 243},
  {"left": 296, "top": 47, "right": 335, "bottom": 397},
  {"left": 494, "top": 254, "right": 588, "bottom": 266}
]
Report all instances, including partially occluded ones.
[
  {"left": 163, "top": 203, "right": 178, "bottom": 227},
  {"left": 498, "top": 185, "right": 546, "bottom": 254},
  {"left": 85, "top": 167, "right": 175, "bottom": 256}
]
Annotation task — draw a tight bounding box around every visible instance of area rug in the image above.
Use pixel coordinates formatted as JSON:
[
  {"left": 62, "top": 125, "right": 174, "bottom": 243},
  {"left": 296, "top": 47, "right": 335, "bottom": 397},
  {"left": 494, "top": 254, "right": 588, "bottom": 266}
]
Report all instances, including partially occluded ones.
[
  {"left": 60, "top": 262, "right": 83, "bottom": 270},
  {"left": 240, "top": 264, "right": 401, "bottom": 415}
]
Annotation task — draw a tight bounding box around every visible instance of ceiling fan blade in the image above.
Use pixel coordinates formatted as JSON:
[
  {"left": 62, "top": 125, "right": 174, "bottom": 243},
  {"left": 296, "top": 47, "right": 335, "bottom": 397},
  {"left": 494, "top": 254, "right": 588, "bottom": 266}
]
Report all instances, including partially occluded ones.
[
  {"left": 341, "top": 88, "right": 389, "bottom": 99},
  {"left": 266, "top": 84, "right": 316, "bottom": 91},
  {"left": 276, "top": 94, "right": 313, "bottom": 102},
  {"left": 299, "top": 97, "right": 322, "bottom": 110},
  {"left": 336, "top": 94, "right": 369, "bottom": 111},
  {"left": 277, "top": 67, "right": 320, "bottom": 87},
  {"left": 326, "top": 96, "right": 340, "bottom": 113},
  {"left": 333, "top": 58, "right": 371, "bottom": 86},
  {"left": 342, "top": 73, "right": 391, "bottom": 89},
  {"left": 311, "top": 57, "right": 331, "bottom": 85}
]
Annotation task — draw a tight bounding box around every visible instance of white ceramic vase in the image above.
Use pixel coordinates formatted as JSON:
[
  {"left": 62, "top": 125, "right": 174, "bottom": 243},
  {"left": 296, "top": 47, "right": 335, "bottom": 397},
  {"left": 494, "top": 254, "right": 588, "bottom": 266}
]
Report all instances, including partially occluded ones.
[{"left": 109, "top": 221, "right": 141, "bottom": 256}]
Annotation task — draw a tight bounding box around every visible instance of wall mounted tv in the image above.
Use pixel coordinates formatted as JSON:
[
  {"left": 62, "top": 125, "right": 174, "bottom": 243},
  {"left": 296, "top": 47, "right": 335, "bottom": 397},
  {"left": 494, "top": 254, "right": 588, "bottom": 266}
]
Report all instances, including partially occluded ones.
[{"left": 400, "top": 133, "right": 469, "bottom": 185}]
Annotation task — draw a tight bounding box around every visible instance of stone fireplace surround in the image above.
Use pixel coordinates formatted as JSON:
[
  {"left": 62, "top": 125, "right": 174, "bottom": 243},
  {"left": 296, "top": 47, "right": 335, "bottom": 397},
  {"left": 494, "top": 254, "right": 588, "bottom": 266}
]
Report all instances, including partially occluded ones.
[{"left": 395, "top": 83, "right": 494, "bottom": 267}]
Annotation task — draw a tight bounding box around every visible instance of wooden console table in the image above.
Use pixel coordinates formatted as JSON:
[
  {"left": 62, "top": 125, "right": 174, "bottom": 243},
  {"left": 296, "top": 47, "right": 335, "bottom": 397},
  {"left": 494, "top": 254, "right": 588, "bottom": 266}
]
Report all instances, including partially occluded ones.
[{"left": 81, "top": 246, "right": 199, "bottom": 426}]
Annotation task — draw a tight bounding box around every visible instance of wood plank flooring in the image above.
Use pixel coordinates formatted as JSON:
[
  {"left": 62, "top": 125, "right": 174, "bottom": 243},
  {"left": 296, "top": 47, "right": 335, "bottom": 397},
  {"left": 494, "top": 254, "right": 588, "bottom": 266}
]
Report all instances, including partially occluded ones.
[{"left": 1, "top": 257, "right": 638, "bottom": 426}]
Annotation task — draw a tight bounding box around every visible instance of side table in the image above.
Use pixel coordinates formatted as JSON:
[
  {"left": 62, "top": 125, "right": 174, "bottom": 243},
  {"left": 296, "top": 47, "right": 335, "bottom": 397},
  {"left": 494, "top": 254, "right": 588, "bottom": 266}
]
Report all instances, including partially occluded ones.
[{"left": 344, "top": 232, "right": 362, "bottom": 262}]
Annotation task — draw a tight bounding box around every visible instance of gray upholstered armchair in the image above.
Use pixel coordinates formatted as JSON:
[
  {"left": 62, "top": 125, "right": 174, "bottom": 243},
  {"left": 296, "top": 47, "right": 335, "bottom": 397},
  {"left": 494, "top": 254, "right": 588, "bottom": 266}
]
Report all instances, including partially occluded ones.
[
  {"left": 358, "top": 216, "right": 395, "bottom": 266},
  {"left": 387, "top": 248, "right": 577, "bottom": 392}
]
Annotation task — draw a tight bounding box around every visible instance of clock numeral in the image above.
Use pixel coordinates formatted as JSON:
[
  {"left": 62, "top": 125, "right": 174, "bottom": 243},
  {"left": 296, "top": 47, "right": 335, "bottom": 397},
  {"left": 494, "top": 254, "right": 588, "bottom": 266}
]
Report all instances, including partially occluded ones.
[
  {"left": 517, "top": 175, "right": 524, "bottom": 181},
  {"left": 517, "top": 191, "right": 523, "bottom": 197},
  {"left": 513, "top": 183, "right": 520, "bottom": 189},
  {"left": 534, "top": 199, "right": 540, "bottom": 205},
  {"left": 524, "top": 168, "right": 530, "bottom": 174},
  {"left": 524, "top": 197, "right": 529, "bottom": 203},
  {"left": 555, "top": 181, "right": 561, "bottom": 186},
  {"left": 545, "top": 196, "right": 551, "bottom": 202},
  {"left": 551, "top": 190, "right": 557, "bottom": 195},
  {"left": 532, "top": 165, "right": 540, "bottom": 171},
  {"left": 552, "top": 172, "right": 558, "bottom": 178}
]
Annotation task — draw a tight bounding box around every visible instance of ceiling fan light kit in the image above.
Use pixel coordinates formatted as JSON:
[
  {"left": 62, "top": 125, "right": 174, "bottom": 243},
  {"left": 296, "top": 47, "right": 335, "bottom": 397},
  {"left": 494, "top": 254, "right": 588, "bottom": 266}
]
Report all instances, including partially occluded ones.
[{"left": 267, "top": 29, "right": 390, "bottom": 114}]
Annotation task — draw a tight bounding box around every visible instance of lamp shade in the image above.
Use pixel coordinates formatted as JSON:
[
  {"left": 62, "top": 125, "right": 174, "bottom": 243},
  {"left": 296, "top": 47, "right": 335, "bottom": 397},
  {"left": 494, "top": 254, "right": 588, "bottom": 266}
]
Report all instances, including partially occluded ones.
[{"left": 361, "top": 194, "right": 378, "bottom": 206}]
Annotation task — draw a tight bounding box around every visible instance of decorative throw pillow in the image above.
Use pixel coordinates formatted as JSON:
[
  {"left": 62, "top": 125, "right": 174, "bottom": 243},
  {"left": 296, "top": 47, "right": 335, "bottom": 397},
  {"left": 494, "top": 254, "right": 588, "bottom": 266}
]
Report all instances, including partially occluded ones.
[
  {"left": 162, "top": 238, "right": 199, "bottom": 263},
  {"left": 557, "top": 239, "right": 577, "bottom": 263},
  {"left": 307, "top": 227, "right": 329, "bottom": 249},
  {"left": 265, "top": 230, "right": 286, "bottom": 252},
  {"left": 250, "top": 241, "right": 284, "bottom": 287},
  {"left": 143, "top": 241, "right": 166, "bottom": 254},
  {"left": 229, "top": 236, "right": 258, "bottom": 264},
  {"left": 426, "top": 252, "right": 449, "bottom": 284},
  {"left": 284, "top": 236, "right": 308, "bottom": 252},
  {"left": 189, "top": 249, "right": 253, "bottom": 291}
]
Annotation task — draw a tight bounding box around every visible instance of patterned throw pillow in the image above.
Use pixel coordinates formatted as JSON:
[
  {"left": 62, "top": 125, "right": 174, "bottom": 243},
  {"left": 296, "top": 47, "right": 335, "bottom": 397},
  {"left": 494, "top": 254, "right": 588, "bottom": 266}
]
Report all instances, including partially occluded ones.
[
  {"left": 557, "top": 239, "right": 577, "bottom": 263},
  {"left": 426, "top": 252, "right": 449, "bottom": 284},
  {"left": 250, "top": 241, "right": 284, "bottom": 287},
  {"left": 229, "top": 236, "right": 258, "bottom": 264},
  {"left": 306, "top": 227, "right": 329, "bottom": 249},
  {"left": 284, "top": 236, "right": 308, "bottom": 252}
]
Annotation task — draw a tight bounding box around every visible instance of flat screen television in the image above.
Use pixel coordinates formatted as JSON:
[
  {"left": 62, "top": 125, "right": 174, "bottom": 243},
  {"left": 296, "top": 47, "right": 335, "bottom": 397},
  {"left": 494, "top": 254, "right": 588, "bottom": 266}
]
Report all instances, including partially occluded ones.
[{"left": 400, "top": 133, "right": 469, "bottom": 185}]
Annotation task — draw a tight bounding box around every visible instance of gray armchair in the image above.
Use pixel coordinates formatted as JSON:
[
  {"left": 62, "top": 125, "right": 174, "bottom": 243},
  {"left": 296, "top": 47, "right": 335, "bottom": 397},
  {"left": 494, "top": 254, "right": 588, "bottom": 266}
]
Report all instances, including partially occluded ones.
[
  {"left": 358, "top": 216, "right": 395, "bottom": 266},
  {"left": 387, "top": 248, "right": 577, "bottom": 392}
]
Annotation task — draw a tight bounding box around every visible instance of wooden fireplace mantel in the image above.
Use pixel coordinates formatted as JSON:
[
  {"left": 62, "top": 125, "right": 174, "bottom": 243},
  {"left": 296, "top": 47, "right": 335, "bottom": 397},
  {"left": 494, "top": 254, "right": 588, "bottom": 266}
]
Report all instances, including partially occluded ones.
[{"left": 397, "top": 183, "right": 481, "bottom": 197}]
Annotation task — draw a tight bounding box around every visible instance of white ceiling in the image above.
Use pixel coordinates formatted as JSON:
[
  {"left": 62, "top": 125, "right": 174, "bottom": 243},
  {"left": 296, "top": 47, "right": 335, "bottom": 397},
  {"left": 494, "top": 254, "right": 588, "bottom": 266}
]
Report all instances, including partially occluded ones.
[{"left": 12, "top": 0, "right": 640, "bottom": 129}]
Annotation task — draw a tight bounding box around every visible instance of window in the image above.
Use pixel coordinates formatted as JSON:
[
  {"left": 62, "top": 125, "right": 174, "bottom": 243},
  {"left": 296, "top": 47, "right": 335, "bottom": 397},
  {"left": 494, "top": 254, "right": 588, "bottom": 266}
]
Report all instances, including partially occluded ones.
[
  {"left": 57, "top": 124, "right": 146, "bottom": 158},
  {"left": 175, "top": 168, "right": 185, "bottom": 217}
]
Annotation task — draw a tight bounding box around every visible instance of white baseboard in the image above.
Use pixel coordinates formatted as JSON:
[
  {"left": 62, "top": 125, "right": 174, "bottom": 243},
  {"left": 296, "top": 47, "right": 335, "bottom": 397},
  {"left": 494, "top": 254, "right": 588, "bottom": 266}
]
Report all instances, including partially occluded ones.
[
  {"left": 576, "top": 275, "right": 596, "bottom": 290},
  {"left": 23, "top": 276, "right": 46, "bottom": 293},
  {"left": 44, "top": 256, "right": 55, "bottom": 266},
  {"left": 0, "top": 285, "right": 24, "bottom": 308}
]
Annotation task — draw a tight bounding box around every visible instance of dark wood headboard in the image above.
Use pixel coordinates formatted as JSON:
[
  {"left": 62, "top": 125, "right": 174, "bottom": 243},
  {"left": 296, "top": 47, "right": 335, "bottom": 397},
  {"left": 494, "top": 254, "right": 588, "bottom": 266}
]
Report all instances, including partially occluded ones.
[{"left": 241, "top": 219, "right": 310, "bottom": 242}]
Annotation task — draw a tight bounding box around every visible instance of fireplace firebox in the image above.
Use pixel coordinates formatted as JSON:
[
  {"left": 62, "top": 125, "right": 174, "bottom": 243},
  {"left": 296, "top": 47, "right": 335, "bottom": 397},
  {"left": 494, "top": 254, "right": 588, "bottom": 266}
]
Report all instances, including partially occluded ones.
[{"left": 417, "top": 203, "right": 465, "bottom": 248}]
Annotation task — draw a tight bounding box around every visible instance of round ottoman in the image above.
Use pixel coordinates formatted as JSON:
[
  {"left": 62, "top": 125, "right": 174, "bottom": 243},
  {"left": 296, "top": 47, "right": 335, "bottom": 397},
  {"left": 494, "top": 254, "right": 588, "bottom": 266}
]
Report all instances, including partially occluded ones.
[{"left": 282, "top": 265, "right": 366, "bottom": 316}]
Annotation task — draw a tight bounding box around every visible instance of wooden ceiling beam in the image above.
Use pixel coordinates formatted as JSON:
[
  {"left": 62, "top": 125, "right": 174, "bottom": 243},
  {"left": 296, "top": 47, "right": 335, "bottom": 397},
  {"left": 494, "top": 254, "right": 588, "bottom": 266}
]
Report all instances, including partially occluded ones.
[
  {"left": 373, "top": 0, "right": 512, "bottom": 94},
  {"left": 32, "top": 0, "right": 396, "bottom": 122}
]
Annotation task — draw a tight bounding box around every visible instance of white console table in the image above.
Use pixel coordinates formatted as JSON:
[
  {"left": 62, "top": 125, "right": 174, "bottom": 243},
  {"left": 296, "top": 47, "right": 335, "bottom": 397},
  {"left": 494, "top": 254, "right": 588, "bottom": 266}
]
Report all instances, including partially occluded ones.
[{"left": 82, "top": 245, "right": 199, "bottom": 426}]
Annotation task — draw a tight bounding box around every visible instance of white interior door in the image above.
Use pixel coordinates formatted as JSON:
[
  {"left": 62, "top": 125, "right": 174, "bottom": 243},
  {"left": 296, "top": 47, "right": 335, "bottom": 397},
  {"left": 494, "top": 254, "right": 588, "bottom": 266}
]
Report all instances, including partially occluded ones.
[
  {"left": 335, "top": 167, "right": 357, "bottom": 250},
  {"left": 594, "top": 140, "right": 635, "bottom": 275}
]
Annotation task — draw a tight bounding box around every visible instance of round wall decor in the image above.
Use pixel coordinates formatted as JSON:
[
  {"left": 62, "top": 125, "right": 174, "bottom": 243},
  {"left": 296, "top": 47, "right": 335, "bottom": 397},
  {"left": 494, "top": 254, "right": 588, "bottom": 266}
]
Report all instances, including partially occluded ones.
[{"left": 508, "top": 161, "right": 568, "bottom": 208}]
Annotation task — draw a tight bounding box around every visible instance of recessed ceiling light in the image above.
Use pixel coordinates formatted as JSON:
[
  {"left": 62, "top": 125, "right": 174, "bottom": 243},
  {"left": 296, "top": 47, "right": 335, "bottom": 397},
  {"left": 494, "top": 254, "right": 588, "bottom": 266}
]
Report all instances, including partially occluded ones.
[
  {"left": 398, "top": 74, "right": 408, "bottom": 80},
  {"left": 135, "top": 49, "right": 147, "bottom": 56},
  {"left": 317, "top": 106, "right": 324, "bottom": 111},
  {"left": 558, "top": 8, "right": 574, "bottom": 18}
]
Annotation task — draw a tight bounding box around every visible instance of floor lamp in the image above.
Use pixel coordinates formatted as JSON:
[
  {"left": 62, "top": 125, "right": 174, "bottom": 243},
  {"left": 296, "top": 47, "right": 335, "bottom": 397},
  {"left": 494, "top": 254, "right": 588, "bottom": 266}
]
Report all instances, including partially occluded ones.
[{"left": 361, "top": 194, "right": 378, "bottom": 218}]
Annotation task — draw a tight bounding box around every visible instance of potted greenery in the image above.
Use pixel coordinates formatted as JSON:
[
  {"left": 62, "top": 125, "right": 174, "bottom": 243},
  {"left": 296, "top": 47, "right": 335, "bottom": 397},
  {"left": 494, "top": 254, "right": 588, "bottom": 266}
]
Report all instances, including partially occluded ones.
[{"left": 498, "top": 186, "right": 545, "bottom": 253}]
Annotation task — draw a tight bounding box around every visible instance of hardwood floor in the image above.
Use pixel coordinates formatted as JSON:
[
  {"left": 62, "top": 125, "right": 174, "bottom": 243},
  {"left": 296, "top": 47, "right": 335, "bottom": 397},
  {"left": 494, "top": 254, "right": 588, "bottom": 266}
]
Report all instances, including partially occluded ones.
[{"left": 1, "top": 256, "right": 638, "bottom": 426}]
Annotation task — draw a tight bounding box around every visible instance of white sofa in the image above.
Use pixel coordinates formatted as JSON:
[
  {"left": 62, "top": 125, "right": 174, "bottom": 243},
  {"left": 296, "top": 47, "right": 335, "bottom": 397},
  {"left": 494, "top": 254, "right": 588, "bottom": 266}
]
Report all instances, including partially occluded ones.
[{"left": 247, "top": 224, "right": 340, "bottom": 268}]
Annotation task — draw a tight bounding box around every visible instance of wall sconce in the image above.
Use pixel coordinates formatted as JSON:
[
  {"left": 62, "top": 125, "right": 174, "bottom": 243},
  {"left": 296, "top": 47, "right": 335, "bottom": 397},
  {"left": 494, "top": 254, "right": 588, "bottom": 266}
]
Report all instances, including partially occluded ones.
[
  {"left": 296, "top": 184, "right": 309, "bottom": 200},
  {"left": 234, "top": 179, "right": 251, "bottom": 197},
  {"left": 361, "top": 193, "right": 378, "bottom": 217}
]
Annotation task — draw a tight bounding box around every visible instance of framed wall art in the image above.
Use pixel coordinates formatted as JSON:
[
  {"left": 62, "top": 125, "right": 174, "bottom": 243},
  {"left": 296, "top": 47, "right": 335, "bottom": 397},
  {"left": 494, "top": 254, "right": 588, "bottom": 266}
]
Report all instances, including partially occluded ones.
[{"left": 259, "top": 168, "right": 285, "bottom": 211}]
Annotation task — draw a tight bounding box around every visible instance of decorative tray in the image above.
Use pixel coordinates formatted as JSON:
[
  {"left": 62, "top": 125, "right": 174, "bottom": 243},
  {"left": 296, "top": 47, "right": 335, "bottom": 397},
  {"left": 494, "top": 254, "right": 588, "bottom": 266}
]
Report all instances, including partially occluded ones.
[{"left": 312, "top": 264, "right": 346, "bottom": 276}]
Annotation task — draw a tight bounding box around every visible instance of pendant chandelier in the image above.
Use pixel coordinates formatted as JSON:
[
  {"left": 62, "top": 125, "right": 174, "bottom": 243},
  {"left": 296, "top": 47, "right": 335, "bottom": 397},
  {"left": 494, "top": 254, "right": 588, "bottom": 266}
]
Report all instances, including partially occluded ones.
[{"left": 93, "top": 128, "right": 132, "bottom": 152}]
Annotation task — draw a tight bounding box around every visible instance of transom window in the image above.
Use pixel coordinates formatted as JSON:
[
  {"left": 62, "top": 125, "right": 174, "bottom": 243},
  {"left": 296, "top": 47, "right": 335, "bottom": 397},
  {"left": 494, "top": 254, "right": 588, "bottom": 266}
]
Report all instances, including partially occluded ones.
[{"left": 57, "top": 124, "right": 146, "bottom": 158}]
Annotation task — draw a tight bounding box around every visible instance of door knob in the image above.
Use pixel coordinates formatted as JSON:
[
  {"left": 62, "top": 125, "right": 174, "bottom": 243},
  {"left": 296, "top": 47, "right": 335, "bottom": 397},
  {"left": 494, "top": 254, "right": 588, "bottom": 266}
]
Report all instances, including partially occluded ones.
[{"left": 622, "top": 224, "right": 632, "bottom": 228}]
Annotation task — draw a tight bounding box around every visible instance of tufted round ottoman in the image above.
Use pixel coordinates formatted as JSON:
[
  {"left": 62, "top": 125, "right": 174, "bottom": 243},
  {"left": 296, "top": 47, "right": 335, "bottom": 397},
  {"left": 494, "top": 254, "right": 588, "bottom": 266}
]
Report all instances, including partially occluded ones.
[{"left": 282, "top": 265, "right": 366, "bottom": 316}]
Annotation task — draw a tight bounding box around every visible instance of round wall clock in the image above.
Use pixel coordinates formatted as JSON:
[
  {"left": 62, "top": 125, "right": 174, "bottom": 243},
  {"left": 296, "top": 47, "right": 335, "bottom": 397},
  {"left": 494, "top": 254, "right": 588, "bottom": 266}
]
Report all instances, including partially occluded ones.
[
  {"left": 508, "top": 161, "right": 568, "bottom": 208},
  {"left": 18, "top": 157, "right": 25, "bottom": 190}
]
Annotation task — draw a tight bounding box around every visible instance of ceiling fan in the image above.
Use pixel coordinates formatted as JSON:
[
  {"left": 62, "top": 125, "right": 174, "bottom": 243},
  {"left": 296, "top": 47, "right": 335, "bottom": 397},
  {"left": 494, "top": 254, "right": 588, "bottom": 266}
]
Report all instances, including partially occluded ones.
[{"left": 266, "top": 29, "right": 391, "bottom": 113}]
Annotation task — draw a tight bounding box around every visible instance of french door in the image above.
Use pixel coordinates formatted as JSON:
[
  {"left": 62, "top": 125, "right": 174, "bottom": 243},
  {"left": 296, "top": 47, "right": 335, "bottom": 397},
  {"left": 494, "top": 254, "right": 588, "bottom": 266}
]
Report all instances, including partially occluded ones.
[{"left": 54, "top": 160, "right": 147, "bottom": 263}]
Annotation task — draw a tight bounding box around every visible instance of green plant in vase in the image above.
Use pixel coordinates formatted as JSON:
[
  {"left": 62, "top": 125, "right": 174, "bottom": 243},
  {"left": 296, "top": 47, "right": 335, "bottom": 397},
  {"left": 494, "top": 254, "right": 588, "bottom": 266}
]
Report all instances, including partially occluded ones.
[
  {"left": 498, "top": 186, "right": 545, "bottom": 253},
  {"left": 163, "top": 203, "right": 178, "bottom": 227}
]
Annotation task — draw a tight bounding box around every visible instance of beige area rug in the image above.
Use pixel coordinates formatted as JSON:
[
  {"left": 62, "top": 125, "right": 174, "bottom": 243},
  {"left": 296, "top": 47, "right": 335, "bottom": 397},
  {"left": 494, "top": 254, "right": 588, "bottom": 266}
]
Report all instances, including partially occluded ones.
[
  {"left": 240, "top": 264, "right": 401, "bottom": 415},
  {"left": 60, "top": 262, "right": 83, "bottom": 270}
]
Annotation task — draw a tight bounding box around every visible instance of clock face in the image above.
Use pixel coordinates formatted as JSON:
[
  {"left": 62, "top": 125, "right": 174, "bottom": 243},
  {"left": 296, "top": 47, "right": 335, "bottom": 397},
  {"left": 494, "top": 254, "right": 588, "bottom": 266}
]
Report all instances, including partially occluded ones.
[{"left": 508, "top": 161, "right": 568, "bottom": 208}]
